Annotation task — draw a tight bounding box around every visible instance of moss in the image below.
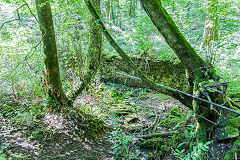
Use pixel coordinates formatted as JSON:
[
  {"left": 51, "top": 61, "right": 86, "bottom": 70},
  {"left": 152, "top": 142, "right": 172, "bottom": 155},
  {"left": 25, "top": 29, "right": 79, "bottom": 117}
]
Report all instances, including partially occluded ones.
[
  {"left": 35, "top": 112, "right": 44, "bottom": 119},
  {"left": 2, "top": 106, "right": 17, "bottom": 118},
  {"left": 114, "top": 108, "right": 133, "bottom": 116},
  {"left": 226, "top": 126, "right": 239, "bottom": 138},
  {"left": 147, "top": 154, "right": 155, "bottom": 160},
  {"left": 170, "top": 107, "right": 181, "bottom": 116},
  {"left": 139, "top": 138, "right": 164, "bottom": 149},
  {"left": 50, "top": 155, "right": 64, "bottom": 159},
  {"left": 160, "top": 117, "right": 173, "bottom": 128},
  {"left": 32, "top": 129, "right": 45, "bottom": 141},
  {"left": 234, "top": 138, "right": 240, "bottom": 146},
  {"left": 0, "top": 104, "right": 3, "bottom": 111},
  {"left": 168, "top": 134, "right": 185, "bottom": 148},
  {"left": 160, "top": 145, "right": 170, "bottom": 152},
  {"left": 82, "top": 156, "right": 97, "bottom": 160},
  {"left": 24, "top": 130, "right": 32, "bottom": 137},
  {"left": 219, "top": 126, "right": 240, "bottom": 140},
  {"left": 124, "top": 114, "right": 139, "bottom": 125},
  {"left": 228, "top": 117, "right": 240, "bottom": 128}
]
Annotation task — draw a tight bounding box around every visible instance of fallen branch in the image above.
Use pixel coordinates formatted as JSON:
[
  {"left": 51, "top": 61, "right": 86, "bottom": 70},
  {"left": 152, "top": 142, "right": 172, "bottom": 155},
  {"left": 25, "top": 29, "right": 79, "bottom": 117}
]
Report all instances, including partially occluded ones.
[{"left": 138, "top": 131, "right": 179, "bottom": 139}]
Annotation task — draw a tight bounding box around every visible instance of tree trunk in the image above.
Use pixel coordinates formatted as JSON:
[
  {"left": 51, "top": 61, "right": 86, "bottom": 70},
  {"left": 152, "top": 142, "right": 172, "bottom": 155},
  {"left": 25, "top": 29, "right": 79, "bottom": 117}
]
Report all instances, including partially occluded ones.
[
  {"left": 129, "top": 0, "right": 137, "bottom": 18},
  {"left": 85, "top": 0, "right": 230, "bottom": 144},
  {"left": 84, "top": 0, "right": 193, "bottom": 108},
  {"left": 139, "top": 0, "right": 223, "bottom": 143},
  {"left": 70, "top": 0, "right": 102, "bottom": 101},
  {"left": 201, "top": 0, "right": 219, "bottom": 49},
  {"left": 35, "top": 0, "right": 72, "bottom": 109}
]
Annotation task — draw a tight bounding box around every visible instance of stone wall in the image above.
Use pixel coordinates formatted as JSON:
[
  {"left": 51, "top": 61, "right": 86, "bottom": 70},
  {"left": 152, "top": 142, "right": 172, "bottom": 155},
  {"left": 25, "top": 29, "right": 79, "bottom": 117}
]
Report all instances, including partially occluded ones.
[{"left": 99, "top": 56, "right": 187, "bottom": 91}]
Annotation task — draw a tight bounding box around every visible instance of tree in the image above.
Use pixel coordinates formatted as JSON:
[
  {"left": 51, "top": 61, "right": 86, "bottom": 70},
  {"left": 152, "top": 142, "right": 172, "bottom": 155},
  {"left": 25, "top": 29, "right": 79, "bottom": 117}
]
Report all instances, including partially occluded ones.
[
  {"left": 35, "top": 0, "right": 72, "bottom": 109},
  {"left": 70, "top": 0, "right": 103, "bottom": 101},
  {"left": 201, "top": 0, "right": 219, "bottom": 49},
  {"left": 137, "top": 0, "right": 226, "bottom": 144},
  {"left": 84, "top": 0, "right": 234, "bottom": 144},
  {"left": 35, "top": 0, "right": 102, "bottom": 109}
]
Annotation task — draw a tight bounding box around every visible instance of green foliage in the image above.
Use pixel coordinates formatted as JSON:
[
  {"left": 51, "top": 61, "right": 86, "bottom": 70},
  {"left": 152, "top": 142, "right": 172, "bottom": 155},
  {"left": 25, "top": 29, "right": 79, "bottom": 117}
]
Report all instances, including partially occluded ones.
[
  {"left": 160, "top": 107, "right": 192, "bottom": 129},
  {"left": 0, "top": 143, "right": 9, "bottom": 160},
  {"left": 174, "top": 140, "right": 213, "bottom": 160},
  {"left": 139, "top": 138, "right": 164, "bottom": 150},
  {"left": 108, "top": 115, "right": 134, "bottom": 159},
  {"left": 2, "top": 106, "right": 17, "bottom": 118},
  {"left": 32, "top": 129, "right": 45, "bottom": 141}
]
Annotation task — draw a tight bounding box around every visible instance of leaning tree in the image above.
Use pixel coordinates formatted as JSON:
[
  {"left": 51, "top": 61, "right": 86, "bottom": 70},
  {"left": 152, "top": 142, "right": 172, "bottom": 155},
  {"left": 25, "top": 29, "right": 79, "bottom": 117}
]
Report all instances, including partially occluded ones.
[{"left": 84, "top": 0, "right": 239, "bottom": 143}]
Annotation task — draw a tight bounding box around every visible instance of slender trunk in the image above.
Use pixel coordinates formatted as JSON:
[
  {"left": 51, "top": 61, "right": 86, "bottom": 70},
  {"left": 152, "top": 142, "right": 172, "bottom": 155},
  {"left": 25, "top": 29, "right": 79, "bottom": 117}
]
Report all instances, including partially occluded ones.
[
  {"left": 139, "top": 0, "right": 224, "bottom": 143},
  {"left": 201, "top": 0, "right": 219, "bottom": 48},
  {"left": 35, "top": 0, "right": 72, "bottom": 109},
  {"left": 129, "top": 0, "right": 137, "bottom": 18},
  {"left": 70, "top": 0, "right": 102, "bottom": 101}
]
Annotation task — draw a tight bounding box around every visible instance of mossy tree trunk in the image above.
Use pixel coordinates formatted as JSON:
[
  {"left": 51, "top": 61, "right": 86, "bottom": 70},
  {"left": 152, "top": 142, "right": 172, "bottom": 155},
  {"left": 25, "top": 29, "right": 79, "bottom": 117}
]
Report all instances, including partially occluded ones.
[
  {"left": 139, "top": 0, "right": 222, "bottom": 143},
  {"left": 85, "top": 0, "right": 228, "bottom": 143},
  {"left": 35, "top": 0, "right": 72, "bottom": 109},
  {"left": 70, "top": 0, "right": 103, "bottom": 101},
  {"left": 105, "top": 0, "right": 114, "bottom": 24},
  {"left": 84, "top": 0, "right": 193, "bottom": 108}
]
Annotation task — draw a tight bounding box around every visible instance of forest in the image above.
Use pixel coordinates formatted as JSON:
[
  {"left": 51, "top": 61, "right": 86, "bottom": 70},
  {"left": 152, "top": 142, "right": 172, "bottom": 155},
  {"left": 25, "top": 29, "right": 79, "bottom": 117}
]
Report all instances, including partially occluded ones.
[{"left": 0, "top": 0, "right": 239, "bottom": 159}]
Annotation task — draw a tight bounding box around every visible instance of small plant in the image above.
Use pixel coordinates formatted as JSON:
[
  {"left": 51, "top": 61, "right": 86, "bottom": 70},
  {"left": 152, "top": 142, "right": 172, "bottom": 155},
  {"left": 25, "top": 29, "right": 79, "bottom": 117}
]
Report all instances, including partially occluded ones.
[
  {"left": 2, "top": 106, "right": 17, "bottom": 118},
  {"left": 0, "top": 143, "right": 9, "bottom": 160},
  {"left": 174, "top": 140, "right": 213, "bottom": 160},
  {"left": 108, "top": 115, "right": 134, "bottom": 159}
]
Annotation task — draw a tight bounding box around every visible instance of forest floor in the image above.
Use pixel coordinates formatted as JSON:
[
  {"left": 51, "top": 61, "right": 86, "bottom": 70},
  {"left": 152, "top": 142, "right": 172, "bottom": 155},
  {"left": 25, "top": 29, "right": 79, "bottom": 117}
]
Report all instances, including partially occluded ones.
[{"left": 0, "top": 82, "right": 237, "bottom": 159}]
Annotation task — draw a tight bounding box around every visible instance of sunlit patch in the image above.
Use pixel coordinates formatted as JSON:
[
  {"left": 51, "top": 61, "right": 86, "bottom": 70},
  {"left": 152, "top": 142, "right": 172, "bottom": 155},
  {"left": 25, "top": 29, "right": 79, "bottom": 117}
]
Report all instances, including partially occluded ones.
[{"left": 44, "top": 113, "right": 65, "bottom": 129}]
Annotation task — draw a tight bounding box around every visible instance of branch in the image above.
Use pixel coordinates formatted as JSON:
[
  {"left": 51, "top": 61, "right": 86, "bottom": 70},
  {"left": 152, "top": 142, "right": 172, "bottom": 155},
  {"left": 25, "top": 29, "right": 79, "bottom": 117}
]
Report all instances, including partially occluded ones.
[
  {"left": 0, "top": 1, "right": 38, "bottom": 31},
  {"left": 23, "top": 0, "right": 39, "bottom": 23},
  {"left": 138, "top": 131, "right": 179, "bottom": 139},
  {"left": 84, "top": 0, "right": 193, "bottom": 108},
  {"left": 0, "top": 4, "right": 25, "bottom": 30}
]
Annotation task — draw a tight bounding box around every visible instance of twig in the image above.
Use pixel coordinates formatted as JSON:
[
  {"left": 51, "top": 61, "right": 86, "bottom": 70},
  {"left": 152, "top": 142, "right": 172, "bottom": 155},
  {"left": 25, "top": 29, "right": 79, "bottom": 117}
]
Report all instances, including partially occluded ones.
[
  {"left": 0, "top": 1, "right": 38, "bottom": 30},
  {"left": 138, "top": 131, "right": 179, "bottom": 139},
  {"left": 0, "top": 4, "right": 25, "bottom": 30}
]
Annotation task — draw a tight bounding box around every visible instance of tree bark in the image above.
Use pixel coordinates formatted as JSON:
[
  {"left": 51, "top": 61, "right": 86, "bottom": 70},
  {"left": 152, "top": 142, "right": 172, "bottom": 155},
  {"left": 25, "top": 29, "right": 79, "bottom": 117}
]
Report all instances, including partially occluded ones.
[
  {"left": 139, "top": 0, "right": 223, "bottom": 143},
  {"left": 84, "top": 0, "right": 193, "bottom": 108},
  {"left": 70, "top": 0, "right": 102, "bottom": 101},
  {"left": 35, "top": 0, "right": 72, "bottom": 108},
  {"left": 201, "top": 0, "right": 219, "bottom": 48}
]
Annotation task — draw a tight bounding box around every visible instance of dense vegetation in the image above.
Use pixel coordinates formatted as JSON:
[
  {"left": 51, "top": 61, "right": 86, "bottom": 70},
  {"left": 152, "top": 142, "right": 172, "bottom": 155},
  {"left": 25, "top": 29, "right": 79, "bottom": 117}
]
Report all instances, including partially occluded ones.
[{"left": 0, "top": 0, "right": 239, "bottom": 159}]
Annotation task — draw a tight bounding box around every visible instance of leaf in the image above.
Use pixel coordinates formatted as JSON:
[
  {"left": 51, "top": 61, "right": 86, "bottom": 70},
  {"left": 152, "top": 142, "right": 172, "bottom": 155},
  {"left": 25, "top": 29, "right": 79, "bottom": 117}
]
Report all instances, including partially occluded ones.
[
  {"left": 177, "top": 142, "right": 187, "bottom": 148},
  {"left": 205, "top": 140, "right": 213, "bottom": 145}
]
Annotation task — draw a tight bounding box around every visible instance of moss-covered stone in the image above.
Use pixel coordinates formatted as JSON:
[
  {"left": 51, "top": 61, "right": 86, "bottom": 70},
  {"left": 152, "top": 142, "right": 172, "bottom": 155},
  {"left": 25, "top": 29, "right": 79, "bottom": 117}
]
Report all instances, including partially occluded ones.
[
  {"left": 226, "top": 126, "right": 239, "bottom": 138},
  {"left": 100, "top": 56, "right": 186, "bottom": 90},
  {"left": 219, "top": 126, "right": 239, "bottom": 140},
  {"left": 139, "top": 138, "right": 164, "bottom": 149},
  {"left": 234, "top": 138, "right": 240, "bottom": 146},
  {"left": 160, "top": 117, "right": 173, "bottom": 128},
  {"left": 228, "top": 117, "right": 240, "bottom": 128},
  {"left": 160, "top": 145, "right": 170, "bottom": 152},
  {"left": 2, "top": 106, "right": 17, "bottom": 118},
  {"left": 124, "top": 114, "right": 139, "bottom": 125}
]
